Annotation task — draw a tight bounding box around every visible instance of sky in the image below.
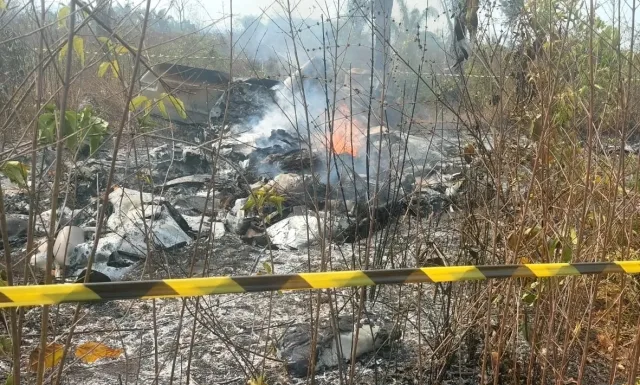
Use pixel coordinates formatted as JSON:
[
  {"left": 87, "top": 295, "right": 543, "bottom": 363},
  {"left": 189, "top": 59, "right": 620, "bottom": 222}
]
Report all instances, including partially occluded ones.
[
  {"left": 185, "top": 0, "right": 441, "bottom": 18},
  {"left": 110, "top": 0, "right": 637, "bottom": 46},
  {"left": 165, "top": 0, "right": 450, "bottom": 32}
]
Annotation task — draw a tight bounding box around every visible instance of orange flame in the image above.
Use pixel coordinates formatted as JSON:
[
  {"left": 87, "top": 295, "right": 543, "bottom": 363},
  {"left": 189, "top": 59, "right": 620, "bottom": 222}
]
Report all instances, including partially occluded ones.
[{"left": 330, "top": 104, "right": 361, "bottom": 157}]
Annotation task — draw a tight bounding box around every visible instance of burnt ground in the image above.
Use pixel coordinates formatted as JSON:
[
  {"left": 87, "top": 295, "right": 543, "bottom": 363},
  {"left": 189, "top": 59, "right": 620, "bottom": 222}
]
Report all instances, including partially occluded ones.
[
  {"left": 0, "top": 105, "right": 624, "bottom": 385},
  {"left": 8, "top": 211, "right": 468, "bottom": 385},
  {"left": 3, "top": 209, "right": 620, "bottom": 385}
]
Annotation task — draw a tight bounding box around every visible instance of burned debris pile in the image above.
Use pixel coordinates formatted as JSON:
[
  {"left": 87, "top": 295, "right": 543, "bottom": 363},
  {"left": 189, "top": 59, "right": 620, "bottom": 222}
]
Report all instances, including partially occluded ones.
[
  {"left": 209, "top": 78, "right": 282, "bottom": 126},
  {"left": 1, "top": 57, "right": 470, "bottom": 277},
  {"left": 0, "top": 58, "right": 475, "bottom": 380}
]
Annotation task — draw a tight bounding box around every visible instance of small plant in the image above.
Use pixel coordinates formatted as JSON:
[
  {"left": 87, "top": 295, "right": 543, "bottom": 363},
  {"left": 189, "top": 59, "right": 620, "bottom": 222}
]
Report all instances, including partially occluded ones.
[
  {"left": 129, "top": 94, "right": 187, "bottom": 130},
  {"left": 243, "top": 186, "right": 285, "bottom": 221},
  {"left": 38, "top": 104, "right": 109, "bottom": 157},
  {"left": 247, "top": 374, "right": 268, "bottom": 385},
  {"left": 0, "top": 161, "right": 29, "bottom": 188}
]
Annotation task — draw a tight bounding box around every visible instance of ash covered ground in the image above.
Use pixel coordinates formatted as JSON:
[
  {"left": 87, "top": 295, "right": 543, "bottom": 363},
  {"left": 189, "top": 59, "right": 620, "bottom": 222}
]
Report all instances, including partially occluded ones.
[{"left": 0, "top": 61, "right": 618, "bottom": 385}]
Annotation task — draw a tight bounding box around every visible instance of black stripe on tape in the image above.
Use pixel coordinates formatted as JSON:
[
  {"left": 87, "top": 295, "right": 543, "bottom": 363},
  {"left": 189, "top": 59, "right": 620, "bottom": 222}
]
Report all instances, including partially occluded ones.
[
  {"left": 366, "top": 268, "right": 432, "bottom": 285},
  {"left": 87, "top": 281, "right": 179, "bottom": 300},
  {"left": 573, "top": 262, "right": 625, "bottom": 275},
  {"left": 0, "top": 292, "right": 13, "bottom": 305},
  {"left": 232, "top": 274, "right": 311, "bottom": 292},
  {"left": 476, "top": 265, "right": 535, "bottom": 279}
]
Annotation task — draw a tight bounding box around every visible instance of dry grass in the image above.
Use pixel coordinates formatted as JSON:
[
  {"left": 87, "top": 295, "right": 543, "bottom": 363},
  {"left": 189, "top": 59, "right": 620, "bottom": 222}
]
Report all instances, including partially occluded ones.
[{"left": 1, "top": 0, "right": 640, "bottom": 383}]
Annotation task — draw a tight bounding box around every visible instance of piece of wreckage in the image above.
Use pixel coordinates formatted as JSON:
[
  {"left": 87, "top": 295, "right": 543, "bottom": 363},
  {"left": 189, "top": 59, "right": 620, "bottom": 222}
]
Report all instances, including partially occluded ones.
[
  {"left": 139, "top": 62, "right": 283, "bottom": 126},
  {"left": 275, "top": 314, "right": 402, "bottom": 377},
  {"left": 29, "top": 186, "right": 223, "bottom": 281},
  {"left": 209, "top": 57, "right": 468, "bottom": 248},
  {"left": 139, "top": 63, "right": 230, "bottom": 125}
]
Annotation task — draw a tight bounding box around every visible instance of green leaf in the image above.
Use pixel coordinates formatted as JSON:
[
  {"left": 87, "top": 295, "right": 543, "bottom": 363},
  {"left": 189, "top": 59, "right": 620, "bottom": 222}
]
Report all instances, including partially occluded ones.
[
  {"left": 136, "top": 115, "right": 155, "bottom": 132},
  {"left": 243, "top": 196, "right": 256, "bottom": 211},
  {"left": 38, "top": 112, "right": 56, "bottom": 144},
  {"left": 262, "top": 261, "right": 273, "bottom": 274},
  {"left": 64, "top": 110, "right": 78, "bottom": 134},
  {"left": 156, "top": 99, "right": 168, "bottom": 118},
  {"left": 88, "top": 116, "right": 109, "bottom": 132},
  {"left": 110, "top": 60, "right": 120, "bottom": 79},
  {"left": 130, "top": 95, "right": 148, "bottom": 111},
  {"left": 64, "top": 110, "right": 79, "bottom": 151},
  {"left": 144, "top": 100, "right": 152, "bottom": 116},
  {"left": 57, "top": 6, "right": 70, "bottom": 28},
  {"left": 162, "top": 93, "right": 187, "bottom": 119},
  {"left": 546, "top": 238, "right": 559, "bottom": 259},
  {"left": 570, "top": 228, "right": 578, "bottom": 245},
  {"left": 72, "top": 36, "right": 84, "bottom": 66},
  {"left": 87, "top": 117, "right": 109, "bottom": 142},
  {"left": 115, "top": 45, "right": 129, "bottom": 54},
  {"left": 98, "top": 62, "right": 111, "bottom": 78},
  {"left": 0, "top": 335, "right": 11, "bottom": 355},
  {"left": 522, "top": 292, "right": 537, "bottom": 305},
  {"left": 59, "top": 42, "right": 69, "bottom": 62},
  {"left": 79, "top": 105, "right": 93, "bottom": 117},
  {"left": 256, "top": 191, "right": 267, "bottom": 209},
  {"left": 270, "top": 195, "right": 285, "bottom": 215},
  {"left": 4, "top": 373, "right": 13, "bottom": 385},
  {"left": 0, "top": 161, "right": 30, "bottom": 188},
  {"left": 89, "top": 135, "right": 101, "bottom": 156},
  {"left": 561, "top": 244, "right": 573, "bottom": 263},
  {"left": 248, "top": 375, "right": 267, "bottom": 385},
  {"left": 97, "top": 37, "right": 117, "bottom": 55}
]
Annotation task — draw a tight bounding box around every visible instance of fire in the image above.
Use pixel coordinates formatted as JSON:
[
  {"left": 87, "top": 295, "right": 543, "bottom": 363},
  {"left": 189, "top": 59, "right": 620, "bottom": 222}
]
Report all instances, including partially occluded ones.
[{"left": 330, "top": 104, "right": 362, "bottom": 157}]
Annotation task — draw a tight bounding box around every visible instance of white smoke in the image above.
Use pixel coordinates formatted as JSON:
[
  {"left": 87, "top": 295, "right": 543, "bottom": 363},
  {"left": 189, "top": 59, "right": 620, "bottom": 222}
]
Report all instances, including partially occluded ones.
[{"left": 235, "top": 56, "right": 340, "bottom": 155}]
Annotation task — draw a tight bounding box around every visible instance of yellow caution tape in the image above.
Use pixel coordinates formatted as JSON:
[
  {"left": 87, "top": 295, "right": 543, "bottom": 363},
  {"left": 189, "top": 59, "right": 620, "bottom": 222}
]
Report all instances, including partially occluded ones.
[{"left": 0, "top": 261, "right": 638, "bottom": 308}]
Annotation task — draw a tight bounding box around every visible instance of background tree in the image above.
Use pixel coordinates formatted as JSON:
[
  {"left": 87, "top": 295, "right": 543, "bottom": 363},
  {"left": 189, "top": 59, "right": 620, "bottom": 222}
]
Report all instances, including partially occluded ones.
[
  {"left": 372, "top": 0, "right": 394, "bottom": 75},
  {"left": 391, "top": 0, "right": 441, "bottom": 68}
]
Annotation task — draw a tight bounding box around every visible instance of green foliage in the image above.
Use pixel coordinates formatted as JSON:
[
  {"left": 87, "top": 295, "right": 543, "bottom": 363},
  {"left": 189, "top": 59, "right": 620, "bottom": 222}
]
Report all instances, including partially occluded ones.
[
  {"left": 0, "top": 335, "right": 11, "bottom": 356},
  {"left": 72, "top": 35, "right": 85, "bottom": 66},
  {"left": 262, "top": 261, "right": 273, "bottom": 274},
  {"left": 38, "top": 105, "right": 109, "bottom": 157},
  {"left": 129, "top": 94, "right": 188, "bottom": 130},
  {"left": 96, "top": 37, "right": 129, "bottom": 79},
  {"left": 56, "top": 7, "right": 85, "bottom": 66},
  {"left": 97, "top": 60, "right": 120, "bottom": 79},
  {"left": 521, "top": 281, "right": 539, "bottom": 305},
  {"left": 0, "top": 161, "right": 29, "bottom": 188},
  {"left": 521, "top": 0, "right": 622, "bottom": 141},
  {"left": 57, "top": 6, "right": 70, "bottom": 28},
  {"left": 0, "top": 0, "right": 6, "bottom": 10},
  {"left": 97, "top": 37, "right": 130, "bottom": 55},
  {"left": 243, "top": 186, "right": 285, "bottom": 219},
  {"left": 163, "top": 93, "right": 187, "bottom": 119},
  {"left": 386, "top": 0, "right": 443, "bottom": 101},
  {"left": 248, "top": 374, "right": 268, "bottom": 385}
]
